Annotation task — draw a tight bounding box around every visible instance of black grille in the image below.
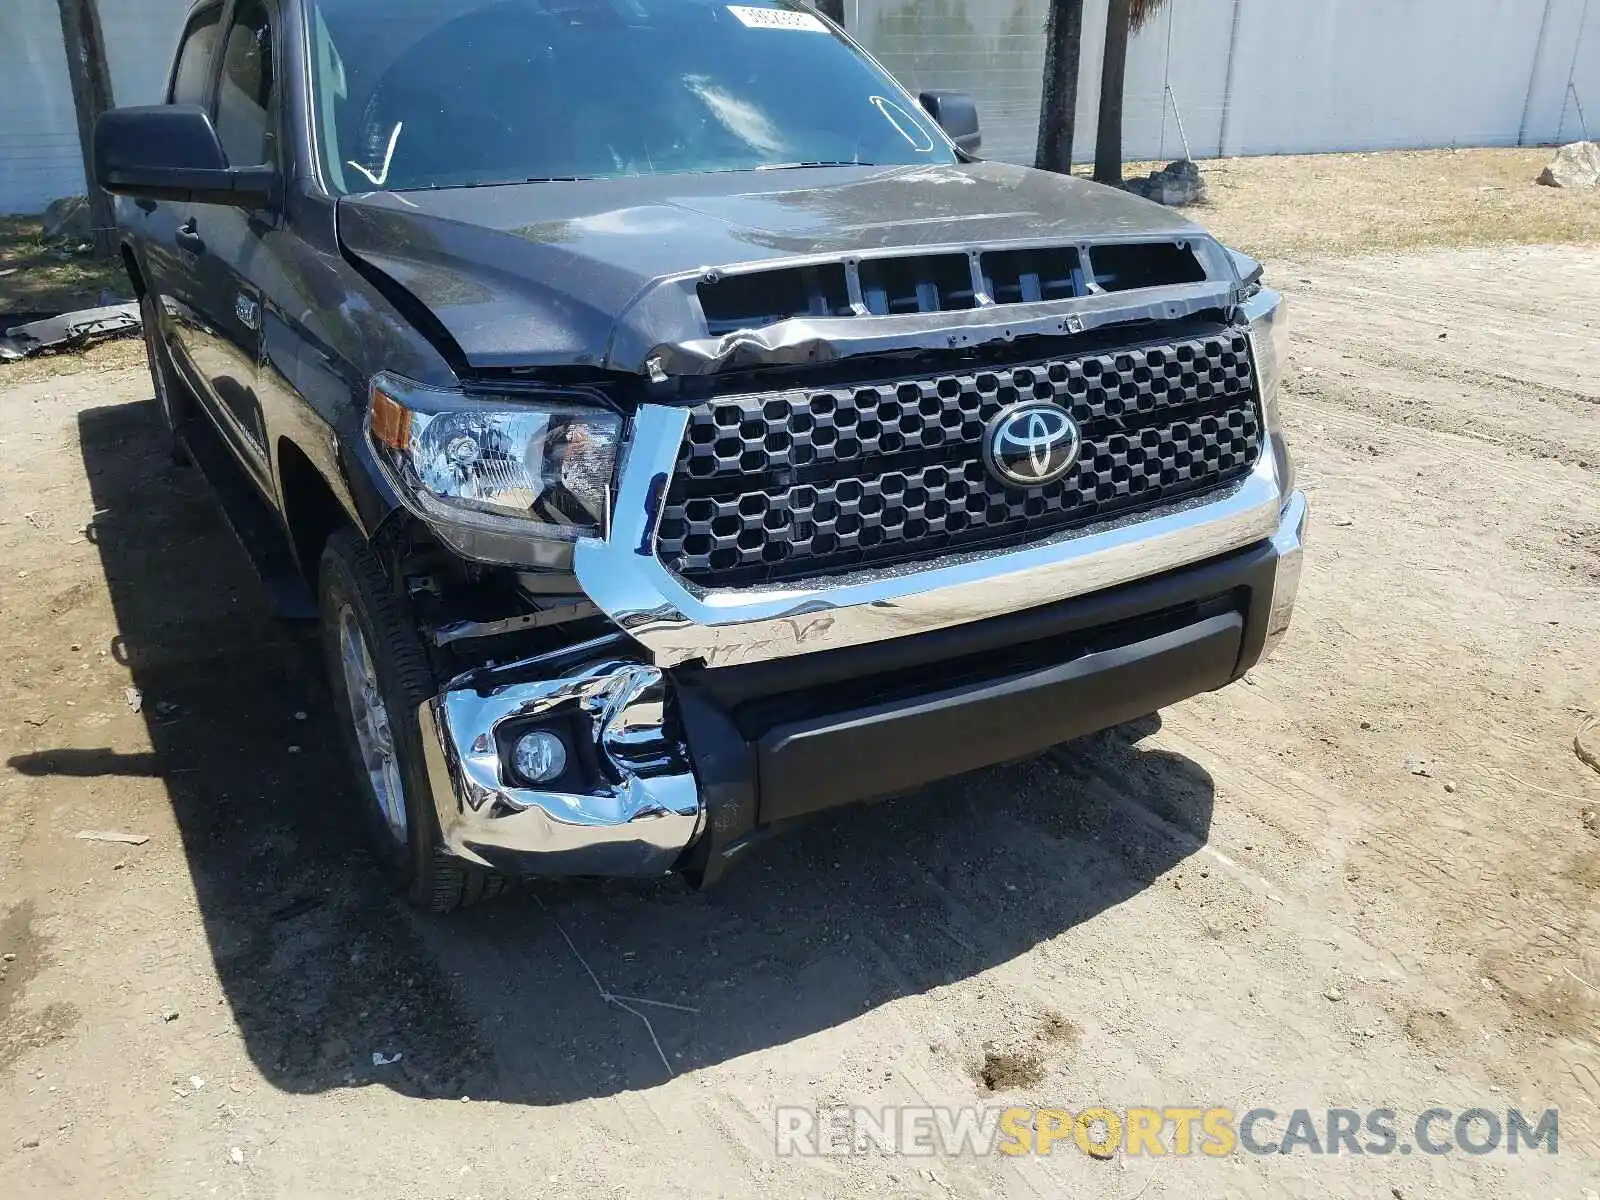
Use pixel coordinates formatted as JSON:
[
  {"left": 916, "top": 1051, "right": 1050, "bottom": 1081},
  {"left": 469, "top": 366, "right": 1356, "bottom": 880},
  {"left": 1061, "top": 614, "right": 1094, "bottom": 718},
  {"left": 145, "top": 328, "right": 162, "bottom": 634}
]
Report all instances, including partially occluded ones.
[{"left": 657, "top": 328, "right": 1261, "bottom": 587}]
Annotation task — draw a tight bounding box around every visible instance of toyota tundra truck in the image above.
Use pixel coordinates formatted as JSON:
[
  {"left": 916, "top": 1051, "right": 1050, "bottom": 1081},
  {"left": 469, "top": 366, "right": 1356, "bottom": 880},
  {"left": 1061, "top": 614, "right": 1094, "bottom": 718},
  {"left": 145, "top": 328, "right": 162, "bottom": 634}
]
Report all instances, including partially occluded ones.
[{"left": 95, "top": 0, "right": 1307, "bottom": 910}]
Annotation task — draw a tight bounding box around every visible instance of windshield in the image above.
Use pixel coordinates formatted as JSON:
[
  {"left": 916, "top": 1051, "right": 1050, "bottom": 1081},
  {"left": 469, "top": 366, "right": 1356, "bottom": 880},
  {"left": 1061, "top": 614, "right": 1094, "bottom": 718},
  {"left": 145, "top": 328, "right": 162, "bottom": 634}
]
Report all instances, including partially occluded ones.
[{"left": 308, "top": 0, "right": 957, "bottom": 192}]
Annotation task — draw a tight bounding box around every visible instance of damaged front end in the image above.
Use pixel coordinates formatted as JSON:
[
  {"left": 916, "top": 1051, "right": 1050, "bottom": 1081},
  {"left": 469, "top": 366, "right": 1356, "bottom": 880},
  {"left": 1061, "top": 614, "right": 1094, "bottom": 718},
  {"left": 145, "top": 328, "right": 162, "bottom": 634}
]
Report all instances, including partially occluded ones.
[
  {"left": 362, "top": 190, "right": 1302, "bottom": 883},
  {"left": 418, "top": 641, "right": 702, "bottom": 876}
]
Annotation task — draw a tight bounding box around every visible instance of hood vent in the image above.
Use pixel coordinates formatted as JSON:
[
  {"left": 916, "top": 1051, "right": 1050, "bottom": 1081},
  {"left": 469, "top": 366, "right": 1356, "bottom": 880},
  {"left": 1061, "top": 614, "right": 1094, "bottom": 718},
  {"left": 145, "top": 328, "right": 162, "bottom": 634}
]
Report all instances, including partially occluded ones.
[
  {"left": 980, "top": 246, "right": 1086, "bottom": 304},
  {"left": 858, "top": 253, "right": 977, "bottom": 316},
  {"left": 699, "top": 264, "right": 852, "bottom": 336},
  {"left": 1091, "top": 242, "right": 1206, "bottom": 292},
  {"left": 695, "top": 240, "right": 1209, "bottom": 335}
]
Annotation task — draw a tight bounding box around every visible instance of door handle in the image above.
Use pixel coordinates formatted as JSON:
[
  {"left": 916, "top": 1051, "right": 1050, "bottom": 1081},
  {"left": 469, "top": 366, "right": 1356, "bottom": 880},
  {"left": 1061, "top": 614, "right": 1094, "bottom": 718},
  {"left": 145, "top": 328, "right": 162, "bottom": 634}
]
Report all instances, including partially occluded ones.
[{"left": 175, "top": 220, "right": 205, "bottom": 255}]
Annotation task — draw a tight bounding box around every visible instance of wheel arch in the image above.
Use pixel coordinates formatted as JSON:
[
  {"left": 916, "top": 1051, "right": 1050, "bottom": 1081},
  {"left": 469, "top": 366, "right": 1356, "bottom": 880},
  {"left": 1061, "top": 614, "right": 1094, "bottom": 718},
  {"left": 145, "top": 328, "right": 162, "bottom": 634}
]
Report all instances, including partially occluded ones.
[{"left": 277, "top": 436, "right": 360, "bottom": 588}]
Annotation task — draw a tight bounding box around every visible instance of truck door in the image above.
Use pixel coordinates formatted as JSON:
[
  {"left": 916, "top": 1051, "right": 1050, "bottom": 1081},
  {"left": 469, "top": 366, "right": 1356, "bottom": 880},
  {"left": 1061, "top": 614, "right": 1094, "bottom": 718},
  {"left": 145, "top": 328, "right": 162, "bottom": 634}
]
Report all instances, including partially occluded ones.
[
  {"left": 180, "top": 0, "right": 281, "bottom": 496},
  {"left": 132, "top": 3, "right": 225, "bottom": 429}
]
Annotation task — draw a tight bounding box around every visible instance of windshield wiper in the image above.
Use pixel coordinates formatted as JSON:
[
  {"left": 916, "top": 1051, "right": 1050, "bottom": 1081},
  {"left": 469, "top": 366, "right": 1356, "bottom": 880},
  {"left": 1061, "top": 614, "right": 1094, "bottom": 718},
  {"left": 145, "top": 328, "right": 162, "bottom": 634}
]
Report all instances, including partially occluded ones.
[{"left": 752, "top": 161, "right": 882, "bottom": 170}]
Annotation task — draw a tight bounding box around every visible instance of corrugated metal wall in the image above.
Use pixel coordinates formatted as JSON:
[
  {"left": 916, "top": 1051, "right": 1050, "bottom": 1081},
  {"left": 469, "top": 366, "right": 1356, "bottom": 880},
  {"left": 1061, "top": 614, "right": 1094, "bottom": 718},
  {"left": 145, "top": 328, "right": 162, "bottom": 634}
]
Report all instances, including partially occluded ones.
[
  {"left": 1, "top": 0, "right": 191, "bottom": 214},
  {"left": 855, "top": 0, "right": 1600, "bottom": 166},
  {"left": 1, "top": 0, "right": 88, "bottom": 214}
]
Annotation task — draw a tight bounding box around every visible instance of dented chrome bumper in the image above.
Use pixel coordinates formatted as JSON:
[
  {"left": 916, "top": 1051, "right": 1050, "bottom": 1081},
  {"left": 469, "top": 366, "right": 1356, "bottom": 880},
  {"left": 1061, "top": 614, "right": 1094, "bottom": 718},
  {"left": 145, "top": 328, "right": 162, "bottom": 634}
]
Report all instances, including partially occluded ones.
[
  {"left": 418, "top": 487, "right": 1307, "bottom": 879},
  {"left": 418, "top": 654, "right": 702, "bottom": 875}
]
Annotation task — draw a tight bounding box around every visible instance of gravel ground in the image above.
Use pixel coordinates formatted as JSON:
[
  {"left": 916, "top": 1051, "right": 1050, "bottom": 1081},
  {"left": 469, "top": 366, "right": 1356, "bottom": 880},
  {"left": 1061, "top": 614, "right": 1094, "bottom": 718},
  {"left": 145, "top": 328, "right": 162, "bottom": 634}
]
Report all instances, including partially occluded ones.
[{"left": 0, "top": 235, "right": 1597, "bottom": 1196}]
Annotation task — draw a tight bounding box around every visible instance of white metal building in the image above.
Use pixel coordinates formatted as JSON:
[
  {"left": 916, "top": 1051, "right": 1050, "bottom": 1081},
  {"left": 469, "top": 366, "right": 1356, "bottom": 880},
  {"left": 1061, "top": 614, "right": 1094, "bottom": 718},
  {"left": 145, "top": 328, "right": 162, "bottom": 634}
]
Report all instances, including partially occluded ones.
[
  {"left": 859, "top": 0, "right": 1600, "bottom": 166},
  {"left": 3, "top": 0, "right": 1598, "bottom": 213}
]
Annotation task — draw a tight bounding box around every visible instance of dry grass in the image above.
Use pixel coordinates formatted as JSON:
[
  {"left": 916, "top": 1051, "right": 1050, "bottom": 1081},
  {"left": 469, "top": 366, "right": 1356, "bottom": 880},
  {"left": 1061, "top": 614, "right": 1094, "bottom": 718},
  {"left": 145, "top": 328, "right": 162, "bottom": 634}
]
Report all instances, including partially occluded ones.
[
  {"left": 1121, "top": 147, "right": 1600, "bottom": 260},
  {"left": 0, "top": 336, "right": 145, "bottom": 387},
  {"left": 0, "top": 215, "right": 130, "bottom": 317}
]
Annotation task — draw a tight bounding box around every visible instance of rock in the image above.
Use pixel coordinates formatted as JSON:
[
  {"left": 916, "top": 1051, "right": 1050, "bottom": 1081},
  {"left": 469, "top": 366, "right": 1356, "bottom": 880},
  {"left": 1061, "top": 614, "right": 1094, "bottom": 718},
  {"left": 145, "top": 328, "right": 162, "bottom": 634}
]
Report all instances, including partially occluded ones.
[
  {"left": 229, "top": 1146, "right": 245, "bottom": 1165},
  {"left": 1324, "top": 987, "right": 1344, "bottom": 1002},
  {"left": 161, "top": 1009, "right": 179, "bottom": 1022},
  {"left": 1444, "top": 781, "right": 1457, "bottom": 793},
  {"left": 1536, "top": 141, "right": 1600, "bottom": 189},
  {"left": 40, "top": 195, "right": 92, "bottom": 243},
  {"left": 1126, "top": 159, "right": 1208, "bottom": 207}
]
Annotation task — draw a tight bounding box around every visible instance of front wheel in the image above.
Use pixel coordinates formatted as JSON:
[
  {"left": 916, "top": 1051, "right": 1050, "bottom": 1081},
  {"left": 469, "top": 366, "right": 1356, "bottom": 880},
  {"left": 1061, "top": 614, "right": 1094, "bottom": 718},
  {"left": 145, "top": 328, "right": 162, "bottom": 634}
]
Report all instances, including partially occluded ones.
[{"left": 319, "top": 528, "right": 508, "bottom": 912}]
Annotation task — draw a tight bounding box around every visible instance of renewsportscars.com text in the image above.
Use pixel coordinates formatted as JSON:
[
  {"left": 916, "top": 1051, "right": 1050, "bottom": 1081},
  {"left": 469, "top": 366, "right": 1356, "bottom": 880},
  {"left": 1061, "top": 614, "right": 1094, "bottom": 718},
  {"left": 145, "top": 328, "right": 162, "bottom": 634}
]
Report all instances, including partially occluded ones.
[{"left": 775, "top": 1106, "right": 1559, "bottom": 1158}]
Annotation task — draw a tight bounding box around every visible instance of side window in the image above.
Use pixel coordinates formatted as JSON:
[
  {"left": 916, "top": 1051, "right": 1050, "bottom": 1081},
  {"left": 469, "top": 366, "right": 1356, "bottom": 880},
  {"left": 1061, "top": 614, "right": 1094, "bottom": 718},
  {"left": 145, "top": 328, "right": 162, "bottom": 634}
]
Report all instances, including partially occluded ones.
[
  {"left": 169, "top": 8, "right": 222, "bottom": 105},
  {"left": 214, "top": 0, "right": 277, "bottom": 167}
]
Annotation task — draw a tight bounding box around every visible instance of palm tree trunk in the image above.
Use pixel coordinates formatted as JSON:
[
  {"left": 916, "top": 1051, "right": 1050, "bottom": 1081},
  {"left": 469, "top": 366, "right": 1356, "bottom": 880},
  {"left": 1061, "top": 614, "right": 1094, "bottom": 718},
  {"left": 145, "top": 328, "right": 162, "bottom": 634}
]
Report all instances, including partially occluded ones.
[
  {"left": 1034, "top": 0, "right": 1084, "bottom": 174},
  {"left": 56, "top": 0, "right": 116, "bottom": 255},
  {"left": 1094, "top": 0, "right": 1132, "bottom": 185}
]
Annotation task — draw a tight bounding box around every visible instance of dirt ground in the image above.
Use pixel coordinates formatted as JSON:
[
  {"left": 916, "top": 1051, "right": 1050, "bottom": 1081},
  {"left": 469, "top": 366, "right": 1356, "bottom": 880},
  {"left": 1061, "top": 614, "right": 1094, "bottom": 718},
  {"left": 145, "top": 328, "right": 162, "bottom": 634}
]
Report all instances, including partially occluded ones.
[
  {"left": 1, "top": 157, "right": 1598, "bottom": 1197},
  {"left": 0, "top": 216, "right": 129, "bottom": 318}
]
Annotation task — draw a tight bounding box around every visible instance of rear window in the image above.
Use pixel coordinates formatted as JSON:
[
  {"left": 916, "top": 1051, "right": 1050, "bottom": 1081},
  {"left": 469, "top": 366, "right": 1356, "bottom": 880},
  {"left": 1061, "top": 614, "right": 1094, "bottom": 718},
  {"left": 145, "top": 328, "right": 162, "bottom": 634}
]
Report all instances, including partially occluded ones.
[{"left": 308, "top": 0, "right": 955, "bottom": 192}]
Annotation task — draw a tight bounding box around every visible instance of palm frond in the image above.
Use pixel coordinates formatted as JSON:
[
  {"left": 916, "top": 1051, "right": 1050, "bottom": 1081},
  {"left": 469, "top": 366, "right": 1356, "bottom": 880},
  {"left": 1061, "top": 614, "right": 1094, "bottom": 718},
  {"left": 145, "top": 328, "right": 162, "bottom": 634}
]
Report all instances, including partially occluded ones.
[{"left": 1130, "top": 0, "right": 1170, "bottom": 32}]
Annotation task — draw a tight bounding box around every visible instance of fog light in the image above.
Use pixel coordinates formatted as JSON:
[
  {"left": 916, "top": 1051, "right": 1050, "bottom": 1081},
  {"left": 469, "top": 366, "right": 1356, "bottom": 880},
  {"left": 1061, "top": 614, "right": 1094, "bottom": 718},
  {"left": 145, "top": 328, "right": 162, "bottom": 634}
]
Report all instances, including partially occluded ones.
[{"left": 513, "top": 730, "right": 568, "bottom": 784}]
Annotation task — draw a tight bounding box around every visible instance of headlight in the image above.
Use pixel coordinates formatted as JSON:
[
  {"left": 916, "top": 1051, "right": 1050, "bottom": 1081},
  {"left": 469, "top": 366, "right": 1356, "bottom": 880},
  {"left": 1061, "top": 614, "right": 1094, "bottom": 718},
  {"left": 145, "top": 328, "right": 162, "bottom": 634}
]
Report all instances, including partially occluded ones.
[{"left": 366, "top": 372, "right": 621, "bottom": 565}]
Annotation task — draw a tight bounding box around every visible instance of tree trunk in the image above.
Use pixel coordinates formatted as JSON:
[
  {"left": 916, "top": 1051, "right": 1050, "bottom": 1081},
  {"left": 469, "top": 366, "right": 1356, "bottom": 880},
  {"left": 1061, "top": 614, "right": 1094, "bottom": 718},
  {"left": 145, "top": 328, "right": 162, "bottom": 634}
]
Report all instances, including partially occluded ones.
[
  {"left": 1034, "top": 0, "right": 1084, "bottom": 174},
  {"left": 814, "top": 0, "right": 845, "bottom": 25},
  {"left": 1094, "top": 0, "right": 1131, "bottom": 185},
  {"left": 55, "top": 0, "right": 116, "bottom": 255}
]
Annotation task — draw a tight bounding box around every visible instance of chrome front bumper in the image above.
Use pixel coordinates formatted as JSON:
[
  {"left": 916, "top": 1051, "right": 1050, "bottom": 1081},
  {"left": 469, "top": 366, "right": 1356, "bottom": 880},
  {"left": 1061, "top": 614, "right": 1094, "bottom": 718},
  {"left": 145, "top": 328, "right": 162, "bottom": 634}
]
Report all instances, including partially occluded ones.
[
  {"left": 1263, "top": 488, "right": 1308, "bottom": 659},
  {"left": 420, "top": 489, "right": 1309, "bottom": 879}
]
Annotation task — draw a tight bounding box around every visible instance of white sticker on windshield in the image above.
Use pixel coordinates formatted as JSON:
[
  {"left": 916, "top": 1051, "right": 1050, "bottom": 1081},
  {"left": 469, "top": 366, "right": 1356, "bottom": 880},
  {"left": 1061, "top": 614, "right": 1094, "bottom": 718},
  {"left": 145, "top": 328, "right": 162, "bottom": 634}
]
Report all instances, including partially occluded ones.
[{"left": 727, "top": 5, "right": 828, "bottom": 31}]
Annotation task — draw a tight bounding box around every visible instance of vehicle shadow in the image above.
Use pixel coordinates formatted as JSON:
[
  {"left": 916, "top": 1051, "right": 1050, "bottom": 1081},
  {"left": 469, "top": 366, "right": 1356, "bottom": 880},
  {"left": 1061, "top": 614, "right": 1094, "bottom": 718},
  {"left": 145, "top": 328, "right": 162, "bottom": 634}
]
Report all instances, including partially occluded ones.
[{"left": 49, "top": 396, "right": 1217, "bottom": 1106}]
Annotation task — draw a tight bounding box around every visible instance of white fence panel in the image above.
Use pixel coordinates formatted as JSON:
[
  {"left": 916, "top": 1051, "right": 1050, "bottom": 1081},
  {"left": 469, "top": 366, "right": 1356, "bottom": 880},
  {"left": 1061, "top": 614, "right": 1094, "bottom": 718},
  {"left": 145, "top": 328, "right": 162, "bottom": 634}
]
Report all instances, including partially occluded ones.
[
  {"left": 1223, "top": 0, "right": 1549, "bottom": 155},
  {"left": 1523, "top": 0, "right": 1598, "bottom": 143},
  {"left": 856, "top": 0, "right": 1600, "bottom": 166}
]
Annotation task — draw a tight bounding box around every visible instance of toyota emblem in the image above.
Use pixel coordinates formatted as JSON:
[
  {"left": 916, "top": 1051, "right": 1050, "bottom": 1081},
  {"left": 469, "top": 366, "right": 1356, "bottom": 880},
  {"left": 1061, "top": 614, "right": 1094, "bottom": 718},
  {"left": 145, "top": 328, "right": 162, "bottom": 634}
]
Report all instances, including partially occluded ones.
[{"left": 982, "top": 402, "right": 1081, "bottom": 487}]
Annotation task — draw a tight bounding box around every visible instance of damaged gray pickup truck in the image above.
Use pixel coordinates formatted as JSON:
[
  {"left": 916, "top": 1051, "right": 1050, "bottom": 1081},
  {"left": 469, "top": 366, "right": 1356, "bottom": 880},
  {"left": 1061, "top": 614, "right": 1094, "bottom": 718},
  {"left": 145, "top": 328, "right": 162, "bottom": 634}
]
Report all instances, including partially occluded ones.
[{"left": 95, "top": 0, "right": 1306, "bottom": 910}]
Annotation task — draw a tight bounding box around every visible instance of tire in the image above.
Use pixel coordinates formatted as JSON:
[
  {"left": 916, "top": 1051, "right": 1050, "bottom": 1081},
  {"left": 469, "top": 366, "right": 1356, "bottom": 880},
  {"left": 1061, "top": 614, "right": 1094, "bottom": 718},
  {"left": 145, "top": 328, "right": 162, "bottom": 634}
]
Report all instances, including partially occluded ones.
[
  {"left": 139, "top": 293, "right": 191, "bottom": 466},
  {"left": 318, "top": 527, "right": 509, "bottom": 912}
]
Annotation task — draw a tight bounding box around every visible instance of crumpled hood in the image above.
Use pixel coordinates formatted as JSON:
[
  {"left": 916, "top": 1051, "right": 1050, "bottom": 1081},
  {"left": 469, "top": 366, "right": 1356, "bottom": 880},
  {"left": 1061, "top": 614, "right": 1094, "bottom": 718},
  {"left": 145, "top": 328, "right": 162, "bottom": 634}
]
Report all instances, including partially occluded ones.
[{"left": 336, "top": 160, "right": 1222, "bottom": 376}]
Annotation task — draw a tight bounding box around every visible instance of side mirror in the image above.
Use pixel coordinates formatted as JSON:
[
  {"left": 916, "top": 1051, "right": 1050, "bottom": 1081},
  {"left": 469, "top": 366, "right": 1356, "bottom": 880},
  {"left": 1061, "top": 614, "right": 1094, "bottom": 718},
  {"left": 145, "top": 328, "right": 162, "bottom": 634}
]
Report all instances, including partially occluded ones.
[
  {"left": 94, "top": 105, "right": 274, "bottom": 207},
  {"left": 918, "top": 91, "right": 981, "bottom": 156}
]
